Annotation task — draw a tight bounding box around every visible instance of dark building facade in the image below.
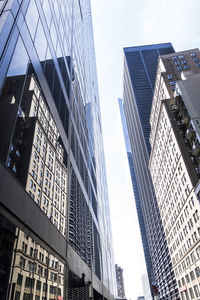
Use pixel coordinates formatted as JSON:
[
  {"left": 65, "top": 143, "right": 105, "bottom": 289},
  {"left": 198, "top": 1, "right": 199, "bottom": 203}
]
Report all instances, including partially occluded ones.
[
  {"left": 122, "top": 43, "right": 179, "bottom": 299},
  {"left": 0, "top": 0, "right": 116, "bottom": 299},
  {"left": 118, "top": 98, "right": 154, "bottom": 298},
  {"left": 115, "top": 264, "right": 125, "bottom": 299}
]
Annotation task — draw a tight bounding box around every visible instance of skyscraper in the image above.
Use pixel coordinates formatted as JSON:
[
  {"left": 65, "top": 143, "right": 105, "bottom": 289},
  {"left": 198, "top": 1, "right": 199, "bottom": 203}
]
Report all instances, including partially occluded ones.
[
  {"left": 115, "top": 264, "right": 126, "bottom": 299},
  {"left": 0, "top": 0, "right": 116, "bottom": 299},
  {"left": 118, "top": 98, "right": 154, "bottom": 299},
  {"left": 122, "top": 43, "right": 179, "bottom": 299},
  {"left": 149, "top": 49, "right": 200, "bottom": 300}
]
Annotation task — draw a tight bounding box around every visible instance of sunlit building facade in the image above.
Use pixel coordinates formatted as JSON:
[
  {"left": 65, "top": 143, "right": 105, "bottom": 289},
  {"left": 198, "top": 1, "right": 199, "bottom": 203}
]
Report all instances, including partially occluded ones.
[
  {"left": 149, "top": 49, "right": 200, "bottom": 300},
  {"left": 122, "top": 43, "right": 179, "bottom": 299},
  {"left": 0, "top": 0, "right": 116, "bottom": 299}
]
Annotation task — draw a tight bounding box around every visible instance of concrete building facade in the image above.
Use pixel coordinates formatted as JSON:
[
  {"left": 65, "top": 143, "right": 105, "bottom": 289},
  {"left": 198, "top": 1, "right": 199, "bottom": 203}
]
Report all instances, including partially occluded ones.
[
  {"left": 122, "top": 43, "right": 179, "bottom": 299},
  {"left": 149, "top": 49, "right": 200, "bottom": 300}
]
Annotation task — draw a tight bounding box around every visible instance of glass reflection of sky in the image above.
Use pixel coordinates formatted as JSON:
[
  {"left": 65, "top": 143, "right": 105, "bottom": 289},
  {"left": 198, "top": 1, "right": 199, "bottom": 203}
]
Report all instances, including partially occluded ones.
[
  {"left": 0, "top": 0, "right": 116, "bottom": 295},
  {"left": 25, "top": 0, "right": 39, "bottom": 39},
  {"left": 34, "top": 20, "right": 47, "bottom": 61},
  {"left": 42, "top": 0, "right": 52, "bottom": 28},
  {"left": 7, "top": 36, "right": 29, "bottom": 76}
]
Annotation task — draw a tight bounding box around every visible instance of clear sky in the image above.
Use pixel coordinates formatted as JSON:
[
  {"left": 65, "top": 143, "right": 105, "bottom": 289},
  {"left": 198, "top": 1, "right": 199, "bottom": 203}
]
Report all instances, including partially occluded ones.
[{"left": 91, "top": 1, "right": 200, "bottom": 299}]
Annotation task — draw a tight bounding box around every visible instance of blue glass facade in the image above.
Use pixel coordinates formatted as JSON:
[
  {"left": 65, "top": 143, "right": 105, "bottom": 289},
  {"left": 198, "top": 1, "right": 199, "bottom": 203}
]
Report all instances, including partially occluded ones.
[
  {"left": 0, "top": 0, "right": 116, "bottom": 299},
  {"left": 118, "top": 98, "right": 154, "bottom": 298},
  {"left": 122, "top": 44, "right": 179, "bottom": 299},
  {"left": 124, "top": 44, "right": 175, "bottom": 154}
]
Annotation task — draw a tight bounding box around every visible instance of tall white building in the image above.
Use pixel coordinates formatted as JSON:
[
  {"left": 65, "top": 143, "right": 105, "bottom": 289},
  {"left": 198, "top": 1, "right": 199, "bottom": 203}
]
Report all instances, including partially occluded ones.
[
  {"left": 122, "top": 43, "right": 178, "bottom": 300},
  {"left": 149, "top": 49, "right": 200, "bottom": 300}
]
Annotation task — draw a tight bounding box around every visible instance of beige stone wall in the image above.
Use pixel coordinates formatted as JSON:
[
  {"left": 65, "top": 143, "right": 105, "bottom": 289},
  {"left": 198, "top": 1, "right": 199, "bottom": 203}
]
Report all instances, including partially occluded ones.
[{"left": 149, "top": 49, "right": 200, "bottom": 300}]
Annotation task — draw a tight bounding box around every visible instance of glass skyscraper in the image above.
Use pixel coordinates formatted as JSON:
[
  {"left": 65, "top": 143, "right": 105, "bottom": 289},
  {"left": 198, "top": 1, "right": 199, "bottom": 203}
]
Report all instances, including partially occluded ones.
[
  {"left": 0, "top": 0, "right": 116, "bottom": 299},
  {"left": 122, "top": 43, "right": 179, "bottom": 299},
  {"left": 118, "top": 98, "right": 154, "bottom": 299}
]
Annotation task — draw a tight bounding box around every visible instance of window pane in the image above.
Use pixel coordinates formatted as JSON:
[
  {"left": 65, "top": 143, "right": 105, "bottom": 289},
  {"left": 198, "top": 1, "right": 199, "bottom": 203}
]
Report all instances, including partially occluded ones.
[
  {"left": 25, "top": 0, "right": 39, "bottom": 38},
  {"left": 34, "top": 20, "right": 47, "bottom": 61},
  {"left": 7, "top": 36, "right": 29, "bottom": 76},
  {"left": 42, "top": 0, "right": 52, "bottom": 28},
  {"left": 50, "top": 19, "right": 57, "bottom": 50}
]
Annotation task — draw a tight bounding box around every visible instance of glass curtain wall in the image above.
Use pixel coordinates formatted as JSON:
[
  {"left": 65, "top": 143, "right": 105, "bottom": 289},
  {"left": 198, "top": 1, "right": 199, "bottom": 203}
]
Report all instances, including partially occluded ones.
[{"left": 0, "top": 0, "right": 116, "bottom": 299}]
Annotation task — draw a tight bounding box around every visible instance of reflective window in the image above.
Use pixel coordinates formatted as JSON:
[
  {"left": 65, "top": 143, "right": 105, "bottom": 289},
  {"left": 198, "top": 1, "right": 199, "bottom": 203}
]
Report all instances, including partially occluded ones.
[
  {"left": 58, "top": 18, "right": 65, "bottom": 45},
  {"left": 194, "top": 285, "right": 200, "bottom": 297},
  {"left": 0, "top": 71, "right": 67, "bottom": 235},
  {"left": 183, "top": 65, "right": 190, "bottom": 70},
  {"left": 167, "top": 74, "right": 174, "bottom": 80},
  {"left": 189, "top": 287, "right": 195, "bottom": 299},
  {"left": 0, "top": 213, "right": 64, "bottom": 300},
  {"left": 7, "top": 36, "right": 29, "bottom": 76},
  {"left": 45, "top": 47, "right": 52, "bottom": 61},
  {"left": 34, "top": 20, "right": 47, "bottom": 61},
  {"left": 25, "top": 0, "right": 39, "bottom": 39},
  {"left": 53, "top": 0, "right": 60, "bottom": 23},
  {"left": 50, "top": 19, "right": 57, "bottom": 51},
  {"left": 177, "top": 66, "right": 183, "bottom": 71},
  {"left": 56, "top": 40, "right": 62, "bottom": 57},
  {"left": 181, "top": 59, "right": 187, "bottom": 64},
  {"left": 42, "top": 0, "right": 52, "bottom": 28}
]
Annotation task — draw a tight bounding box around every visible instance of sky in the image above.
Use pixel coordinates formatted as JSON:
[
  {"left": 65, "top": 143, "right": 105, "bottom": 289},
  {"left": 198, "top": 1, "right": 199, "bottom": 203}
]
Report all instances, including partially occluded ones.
[{"left": 91, "top": 1, "right": 200, "bottom": 299}]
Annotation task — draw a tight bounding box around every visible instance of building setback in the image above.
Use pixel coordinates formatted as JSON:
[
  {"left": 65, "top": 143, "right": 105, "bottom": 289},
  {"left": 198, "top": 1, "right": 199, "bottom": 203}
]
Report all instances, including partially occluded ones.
[
  {"left": 0, "top": 0, "right": 116, "bottom": 299},
  {"left": 122, "top": 43, "right": 179, "bottom": 299},
  {"left": 149, "top": 49, "right": 200, "bottom": 300}
]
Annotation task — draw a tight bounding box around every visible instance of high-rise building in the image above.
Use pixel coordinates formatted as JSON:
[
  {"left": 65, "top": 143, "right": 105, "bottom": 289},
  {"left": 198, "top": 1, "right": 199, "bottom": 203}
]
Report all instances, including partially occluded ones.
[
  {"left": 0, "top": 1, "right": 116, "bottom": 300},
  {"left": 122, "top": 43, "right": 179, "bottom": 299},
  {"left": 149, "top": 48, "right": 200, "bottom": 300},
  {"left": 118, "top": 98, "right": 153, "bottom": 299},
  {"left": 115, "top": 264, "right": 126, "bottom": 299}
]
